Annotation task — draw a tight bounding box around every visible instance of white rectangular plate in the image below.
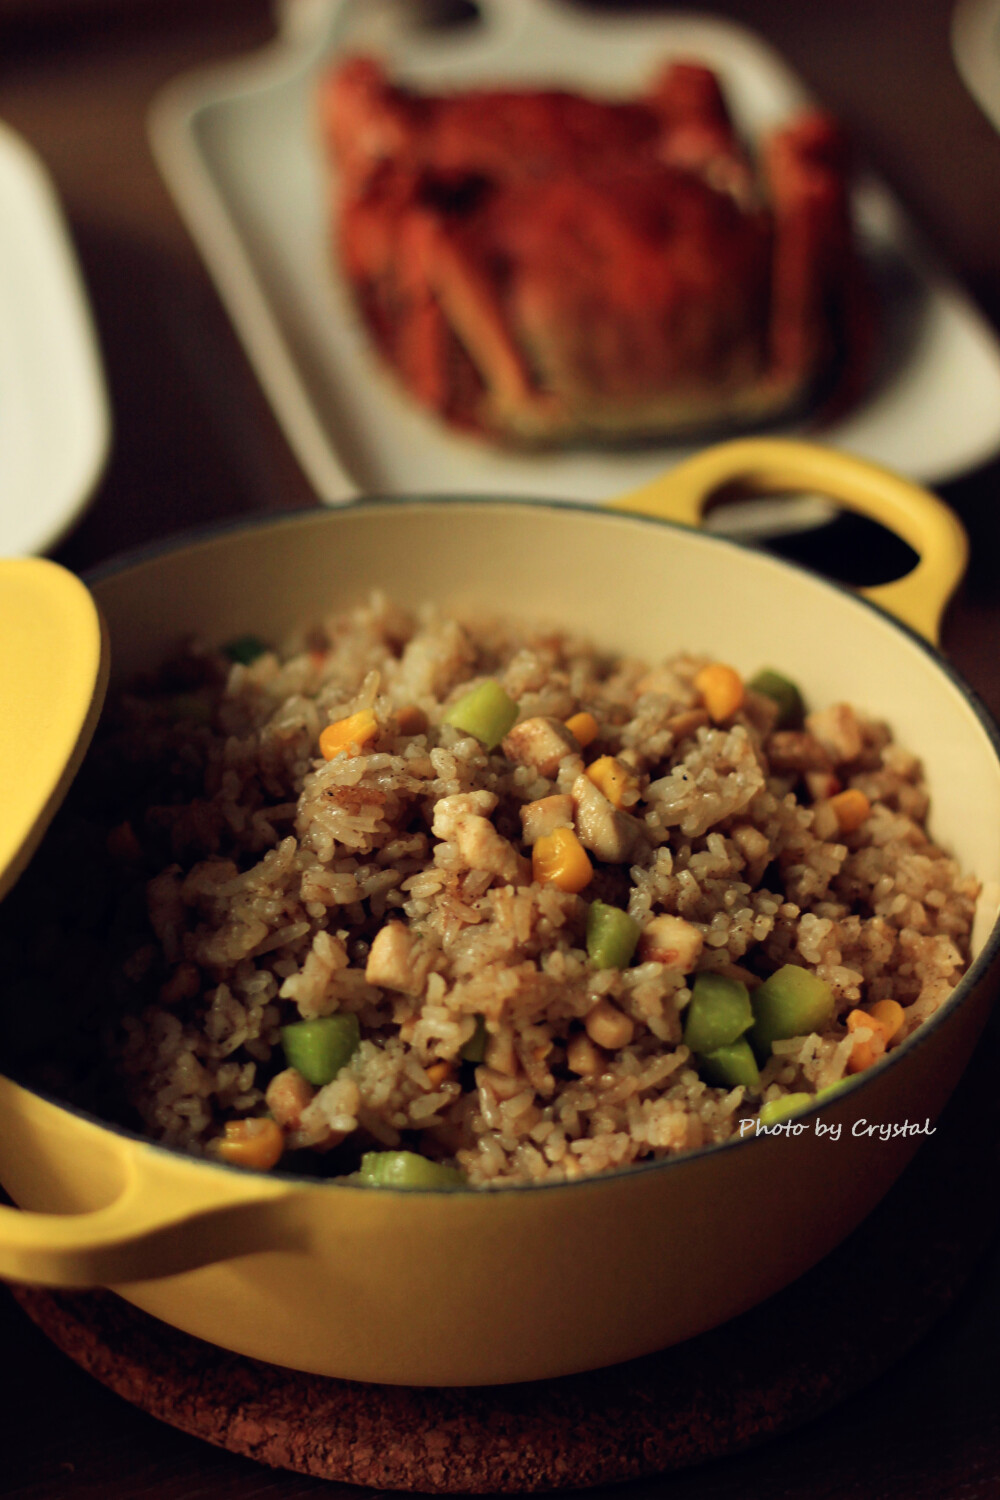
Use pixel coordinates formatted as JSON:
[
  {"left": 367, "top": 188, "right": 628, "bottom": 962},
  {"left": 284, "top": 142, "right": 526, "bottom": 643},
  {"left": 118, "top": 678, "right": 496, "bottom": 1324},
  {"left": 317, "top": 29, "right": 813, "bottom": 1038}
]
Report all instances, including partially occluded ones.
[
  {"left": 0, "top": 122, "right": 110, "bottom": 555},
  {"left": 953, "top": 0, "right": 1000, "bottom": 133},
  {"left": 151, "top": 0, "right": 1000, "bottom": 510}
]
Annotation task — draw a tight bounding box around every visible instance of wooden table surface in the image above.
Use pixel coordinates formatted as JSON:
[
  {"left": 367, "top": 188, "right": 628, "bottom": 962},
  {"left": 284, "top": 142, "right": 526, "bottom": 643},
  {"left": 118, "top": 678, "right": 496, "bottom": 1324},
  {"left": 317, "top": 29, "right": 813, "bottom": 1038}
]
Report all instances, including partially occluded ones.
[{"left": 2, "top": 0, "right": 1000, "bottom": 1494}]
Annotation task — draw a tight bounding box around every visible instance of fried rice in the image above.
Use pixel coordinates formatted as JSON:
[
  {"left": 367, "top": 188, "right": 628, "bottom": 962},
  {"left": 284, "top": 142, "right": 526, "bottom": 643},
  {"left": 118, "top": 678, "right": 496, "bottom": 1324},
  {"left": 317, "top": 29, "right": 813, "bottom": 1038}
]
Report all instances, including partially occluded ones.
[{"left": 2, "top": 593, "right": 979, "bottom": 1187}]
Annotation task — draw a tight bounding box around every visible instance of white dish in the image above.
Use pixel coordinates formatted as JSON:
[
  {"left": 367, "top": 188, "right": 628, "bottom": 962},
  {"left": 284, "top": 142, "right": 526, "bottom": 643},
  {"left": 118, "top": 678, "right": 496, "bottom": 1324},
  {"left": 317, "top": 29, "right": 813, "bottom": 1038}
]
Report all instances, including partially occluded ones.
[
  {"left": 0, "top": 122, "right": 110, "bottom": 556},
  {"left": 151, "top": 0, "right": 1000, "bottom": 514},
  {"left": 953, "top": 0, "right": 1000, "bottom": 133}
]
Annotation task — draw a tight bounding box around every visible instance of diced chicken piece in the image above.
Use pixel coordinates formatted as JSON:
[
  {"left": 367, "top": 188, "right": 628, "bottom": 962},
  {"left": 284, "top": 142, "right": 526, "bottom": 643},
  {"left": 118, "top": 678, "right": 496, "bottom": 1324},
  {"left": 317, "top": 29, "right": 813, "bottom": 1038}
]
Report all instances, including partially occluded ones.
[
  {"left": 767, "top": 730, "right": 833, "bottom": 775},
  {"left": 638, "top": 914, "right": 704, "bottom": 971},
  {"left": 520, "top": 793, "right": 574, "bottom": 845},
  {"left": 365, "top": 920, "right": 433, "bottom": 995},
  {"left": 455, "top": 817, "right": 531, "bottom": 884},
  {"left": 265, "top": 1068, "right": 315, "bottom": 1132},
  {"left": 805, "top": 703, "right": 864, "bottom": 765},
  {"left": 502, "top": 716, "right": 579, "bottom": 777},
  {"left": 584, "top": 998, "right": 634, "bottom": 1050},
  {"left": 432, "top": 792, "right": 530, "bottom": 884},
  {"left": 431, "top": 789, "right": 498, "bottom": 839},
  {"left": 571, "top": 773, "right": 646, "bottom": 863}
]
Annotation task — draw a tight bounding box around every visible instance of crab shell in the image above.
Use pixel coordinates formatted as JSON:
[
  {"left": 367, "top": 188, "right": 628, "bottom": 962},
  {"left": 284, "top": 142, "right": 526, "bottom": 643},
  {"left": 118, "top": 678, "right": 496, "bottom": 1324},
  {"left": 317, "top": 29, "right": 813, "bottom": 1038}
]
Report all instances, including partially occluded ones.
[{"left": 319, "top": 58, "right": 873, "bottom": 445}]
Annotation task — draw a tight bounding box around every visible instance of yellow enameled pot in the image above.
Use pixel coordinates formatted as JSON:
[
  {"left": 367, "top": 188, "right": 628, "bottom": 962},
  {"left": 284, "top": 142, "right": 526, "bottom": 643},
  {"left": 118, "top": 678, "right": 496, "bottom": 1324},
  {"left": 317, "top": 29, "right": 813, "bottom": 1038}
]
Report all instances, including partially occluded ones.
[{"left": 1, "top": 438, "right": 998, "bottom": 1387}]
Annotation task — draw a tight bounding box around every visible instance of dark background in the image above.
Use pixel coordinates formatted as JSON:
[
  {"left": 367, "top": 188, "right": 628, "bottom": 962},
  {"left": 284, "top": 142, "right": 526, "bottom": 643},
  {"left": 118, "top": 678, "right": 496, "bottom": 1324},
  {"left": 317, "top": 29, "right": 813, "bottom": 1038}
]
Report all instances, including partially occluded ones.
[{"left": 2, "top": 1, "right": 1000, "bottom": 1494}]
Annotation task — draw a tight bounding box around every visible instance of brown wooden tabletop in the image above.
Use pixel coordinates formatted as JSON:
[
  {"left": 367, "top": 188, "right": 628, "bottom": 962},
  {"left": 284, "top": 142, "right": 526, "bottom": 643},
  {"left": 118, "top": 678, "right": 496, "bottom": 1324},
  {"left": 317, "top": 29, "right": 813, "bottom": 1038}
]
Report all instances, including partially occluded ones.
[{"left": 2, "top": 0, "right": 1000, "bottom": 1494}]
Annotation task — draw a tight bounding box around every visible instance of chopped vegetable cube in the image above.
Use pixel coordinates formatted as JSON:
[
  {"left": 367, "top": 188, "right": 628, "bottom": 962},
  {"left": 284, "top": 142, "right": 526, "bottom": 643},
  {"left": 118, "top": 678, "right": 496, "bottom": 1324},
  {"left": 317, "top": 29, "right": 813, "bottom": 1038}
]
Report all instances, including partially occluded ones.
[
  {"left": 356, "top": 1150, "right": 466, "bottom": 1189},
  {"left": 750, "top": 965, "right": 835, "bottom": 1055},
  {"left": 280, "top": 1013, "right": 361, "bottom": 1086},
  {"left": 224, "top": 634, "right": 269, "bottom": 666},
  {"left": 683, "top": 973, "right": 754, "bottom": 1055},
  {"left": 444, "top": 679, "right": 519, "bottom": 750},
  {"left": 586, "top": 901, "right": 640, "bottom": 969},
  {"left": 699, "top": 1037, "right": 761, "bottom": 1090},
  {"left": 460, "top": 1014, "right": 488, "bottom": 1064},
  {"left": 747, "top": 668, "right": 805, "bottom": 729}
]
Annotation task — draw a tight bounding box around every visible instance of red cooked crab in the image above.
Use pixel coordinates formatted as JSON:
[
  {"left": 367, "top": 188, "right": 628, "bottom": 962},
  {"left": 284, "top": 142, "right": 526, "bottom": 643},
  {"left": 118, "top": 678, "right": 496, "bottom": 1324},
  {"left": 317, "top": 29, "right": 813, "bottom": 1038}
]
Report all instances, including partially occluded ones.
[{"left": 319, "top": 57, "right": 872, "bottom": 444}]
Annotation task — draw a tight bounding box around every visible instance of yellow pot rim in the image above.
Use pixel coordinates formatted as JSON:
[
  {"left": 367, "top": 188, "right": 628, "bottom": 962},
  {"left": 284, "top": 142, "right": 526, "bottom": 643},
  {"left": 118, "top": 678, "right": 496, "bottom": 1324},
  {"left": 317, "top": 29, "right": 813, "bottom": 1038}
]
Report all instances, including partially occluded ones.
[{"left": 8, "top": 491, "right": 997, "bottom": 1198}]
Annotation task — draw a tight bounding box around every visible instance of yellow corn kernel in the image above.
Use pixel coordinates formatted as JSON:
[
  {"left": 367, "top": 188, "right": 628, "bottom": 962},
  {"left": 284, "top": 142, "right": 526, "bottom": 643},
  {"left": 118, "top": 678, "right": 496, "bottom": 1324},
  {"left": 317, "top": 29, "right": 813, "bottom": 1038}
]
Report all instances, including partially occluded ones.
[
  {"left": 846, "top": 1007, "right": 888, "bottom": 1038},
  {"left": 532, "top": 826, "right": 593, "bottom": 893},
  {"left": 584, "top": 754, "right": 637, "bottom": 809},
  {"left": 424, "top": 1060, "right": 453, "bottom": 1089},
  {"left": 395, "top": 704, "right": 428, "bottom": 736},
  {"left": 216, "top": 1117, "right": 284, "bottom": 1170},
  {"left": 319, "top": 708, "right": 378, "bottom": 760},
  {"left": 847, "top": 1038, "right": 880, "bottom": 1074},
  {"left": 564, "top": 711, "right": 599, "bottom": 749},
  {"left": 846, "top": 1007, "right": 888, "bottom": 1074},
  {"left": 829, "top": 787, "right": 871, "bottom": 833},
  {"left": 869, "top": 998, "right": 905, "bottom": 1043},
  {"left": 694, "top": 663, "right": 745, "bottom": 723}
]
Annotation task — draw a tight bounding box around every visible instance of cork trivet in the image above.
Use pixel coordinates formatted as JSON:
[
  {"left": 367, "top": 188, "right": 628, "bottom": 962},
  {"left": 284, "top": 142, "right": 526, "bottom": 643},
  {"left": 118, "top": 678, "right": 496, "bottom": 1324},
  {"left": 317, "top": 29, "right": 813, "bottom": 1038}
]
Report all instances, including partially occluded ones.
[{"left": 12, "top": 1024, "right": 1000, "bottom": 1493}]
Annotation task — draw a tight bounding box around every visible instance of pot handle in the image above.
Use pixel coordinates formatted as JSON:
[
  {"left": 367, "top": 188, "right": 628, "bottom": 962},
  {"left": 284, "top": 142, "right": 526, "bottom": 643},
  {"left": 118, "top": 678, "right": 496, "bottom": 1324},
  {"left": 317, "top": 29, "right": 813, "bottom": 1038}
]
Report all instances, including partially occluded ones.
[
  {"left": 607, "top": 437, "right": 968, "bottom": 646},
  {"left": 0, "top": 1139, "right": 298, "bottom": 1289}
]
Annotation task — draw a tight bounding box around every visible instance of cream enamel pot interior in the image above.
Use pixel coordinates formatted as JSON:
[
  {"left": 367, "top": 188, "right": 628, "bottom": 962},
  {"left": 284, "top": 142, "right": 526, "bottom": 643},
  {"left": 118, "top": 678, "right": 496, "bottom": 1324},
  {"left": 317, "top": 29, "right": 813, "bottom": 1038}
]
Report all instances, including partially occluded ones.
[{"left": 1, "top": 437, "right": 999, "bottom": 1387}]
